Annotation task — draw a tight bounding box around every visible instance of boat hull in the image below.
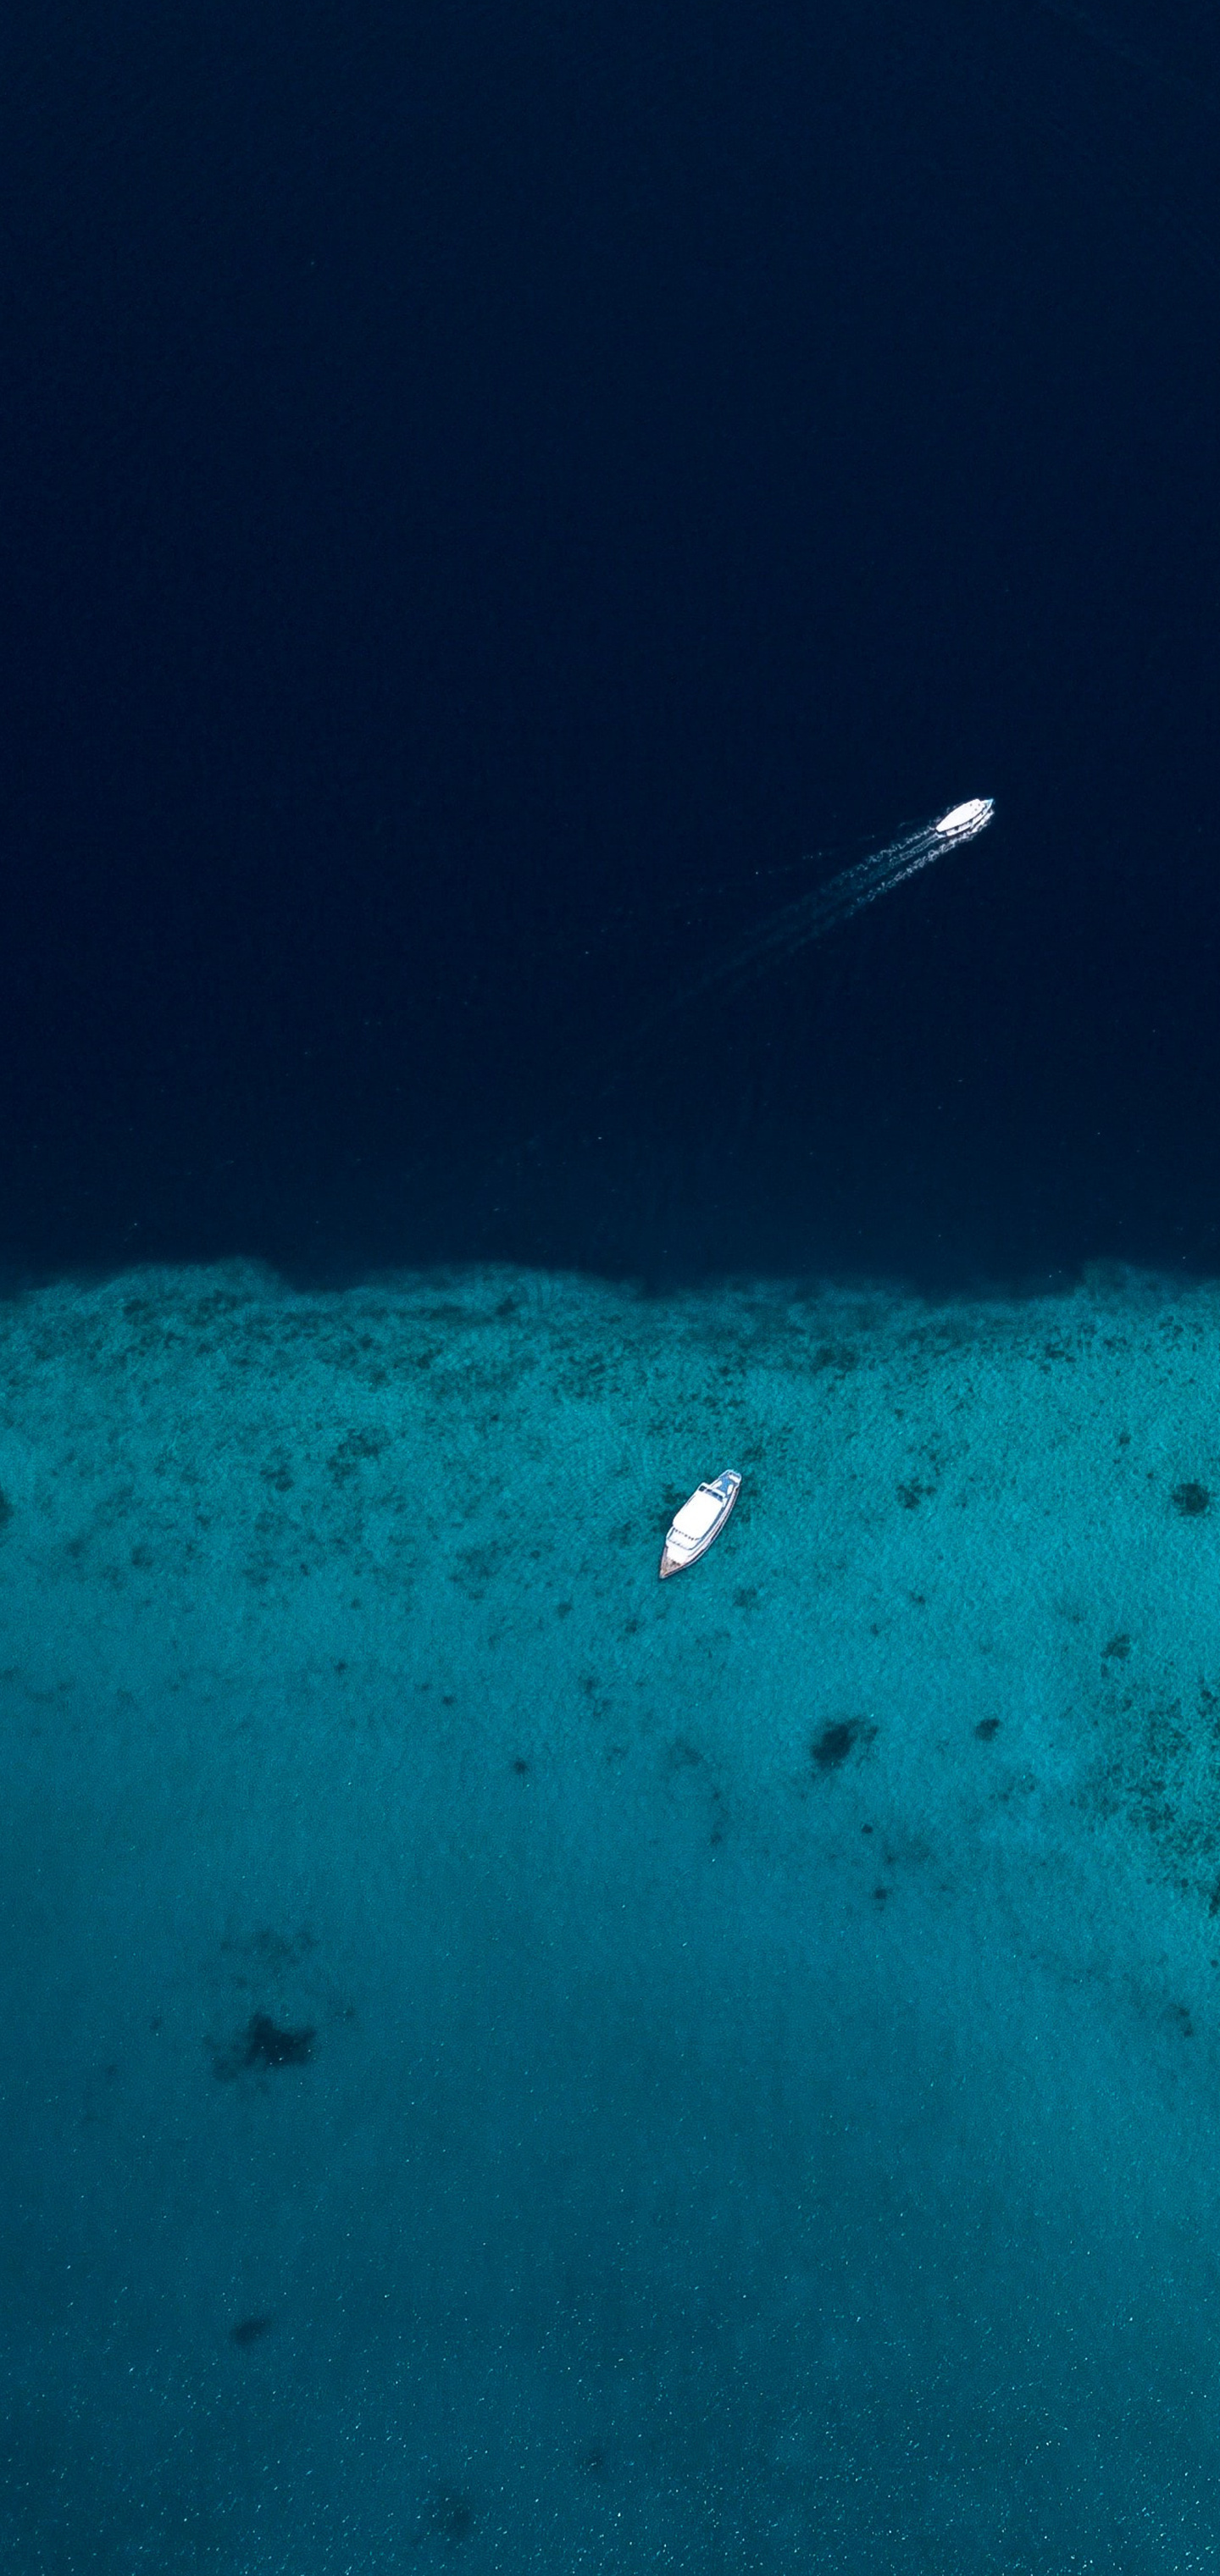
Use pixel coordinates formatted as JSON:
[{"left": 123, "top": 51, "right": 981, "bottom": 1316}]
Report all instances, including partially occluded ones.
[{"left": 659, "top": 1470, "right": 741, "bottom": 1578}]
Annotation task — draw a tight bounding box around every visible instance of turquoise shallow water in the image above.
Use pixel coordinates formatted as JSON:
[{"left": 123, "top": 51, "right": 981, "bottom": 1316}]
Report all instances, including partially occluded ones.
[{"left": 3, "top": 1262, "right": 1220, "bottom": 2569}]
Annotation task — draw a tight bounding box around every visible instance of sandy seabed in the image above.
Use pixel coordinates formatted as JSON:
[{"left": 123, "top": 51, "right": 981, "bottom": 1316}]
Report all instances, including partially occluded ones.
[{"left": 3, "top": 1259, "right": 1220, "bottom": 2572}]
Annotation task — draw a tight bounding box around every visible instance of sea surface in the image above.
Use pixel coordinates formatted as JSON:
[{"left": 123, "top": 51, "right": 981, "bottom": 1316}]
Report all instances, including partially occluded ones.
[{"left": 3, "top": 0, "right": 1220, "bottom": 2566}]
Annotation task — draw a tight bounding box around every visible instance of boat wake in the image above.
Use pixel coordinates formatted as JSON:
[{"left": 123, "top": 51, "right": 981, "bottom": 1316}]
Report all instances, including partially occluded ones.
[
  {"left": 523, "top": 795, "right": 997, "bottom": 1152},
  {"left": 674, "top": 796, "right": 995, "bottom": 1012}
]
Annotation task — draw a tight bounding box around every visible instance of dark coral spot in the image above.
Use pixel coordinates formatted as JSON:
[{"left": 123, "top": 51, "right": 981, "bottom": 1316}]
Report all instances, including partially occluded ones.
[
  {"left": 212, "top": 2012, "right": 316, "bottom": 2080},
  {"left": 245, "top": 2012, "right": 313, "bottom": 2069},
  {"left": 1173, "top": 1482, "right": 1211, "bottom": 1518},
  {"left": 974, "top": 1718, "right": 1001, "bottom": 1741},
  {"left": 1102, "top": 1633, "right": 1131, "bottom": 1661},
  {"left": 230, "top": 2314, "right": 274, "bottom": 2346},
  {"left": 811, "top": 1718, "right": 873, "bottom": 1774}
]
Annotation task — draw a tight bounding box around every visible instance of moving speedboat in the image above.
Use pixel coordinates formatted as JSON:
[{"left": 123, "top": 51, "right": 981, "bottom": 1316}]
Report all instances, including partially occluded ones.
[{"left": 659, "top": 1469, "right": 741, "bottom": 1579}]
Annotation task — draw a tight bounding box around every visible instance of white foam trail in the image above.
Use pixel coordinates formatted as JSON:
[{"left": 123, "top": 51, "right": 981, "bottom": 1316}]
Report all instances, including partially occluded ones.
[
  {"left": 681, "top": 796, "right": 995, "bottom": 1004},
  {"left": 592, "top": 797, "right": 995, "bottom": 1096}
]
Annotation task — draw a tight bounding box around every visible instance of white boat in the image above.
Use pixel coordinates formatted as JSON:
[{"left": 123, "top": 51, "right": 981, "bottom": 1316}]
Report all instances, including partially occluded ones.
[
  {"left": 659, "top": 1469, "right": 741, "bottom": 1579},
  {"left": 934, "top": 796, "right": 994, "bottom": 841}
]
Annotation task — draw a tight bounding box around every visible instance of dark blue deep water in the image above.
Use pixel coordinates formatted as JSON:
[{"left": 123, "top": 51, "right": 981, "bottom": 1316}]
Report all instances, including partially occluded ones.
[
  {"left": 5, "top": 3, "right": 1220, "bottom": 2568},
  {"left": 3, "top": 0, "right": 1220, "bottom": 1290}
]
